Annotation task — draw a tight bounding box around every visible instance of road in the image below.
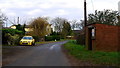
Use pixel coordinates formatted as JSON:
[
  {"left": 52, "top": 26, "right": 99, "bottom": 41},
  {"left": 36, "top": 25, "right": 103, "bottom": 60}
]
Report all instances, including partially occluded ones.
[{"left": 3, "top": 41, "right": 71, "bottom": 66}]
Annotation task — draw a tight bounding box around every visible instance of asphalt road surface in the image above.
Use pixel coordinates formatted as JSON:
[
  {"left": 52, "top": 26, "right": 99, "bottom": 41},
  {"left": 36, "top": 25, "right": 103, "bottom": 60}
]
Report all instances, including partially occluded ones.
[{"left": 3, "top": 41, "right": 71, "bottom": 66}]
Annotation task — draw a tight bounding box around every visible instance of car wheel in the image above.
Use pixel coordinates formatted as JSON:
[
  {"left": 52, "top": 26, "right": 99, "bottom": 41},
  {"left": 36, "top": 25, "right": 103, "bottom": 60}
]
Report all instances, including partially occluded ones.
[{"left": 32, "top": 42, "right": 35, "bottom": 46}]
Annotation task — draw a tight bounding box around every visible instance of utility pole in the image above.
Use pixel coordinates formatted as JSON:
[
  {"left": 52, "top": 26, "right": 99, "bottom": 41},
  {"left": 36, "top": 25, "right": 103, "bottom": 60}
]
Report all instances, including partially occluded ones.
[
  {"left": 17, "top": 17, "right": 19, "bottom": 24},
  {"left": 84, "top": 0, "right": 87, "bottom": 27},
  {"left": 84, "top": 0, "right": 87, "bottom": 46}
]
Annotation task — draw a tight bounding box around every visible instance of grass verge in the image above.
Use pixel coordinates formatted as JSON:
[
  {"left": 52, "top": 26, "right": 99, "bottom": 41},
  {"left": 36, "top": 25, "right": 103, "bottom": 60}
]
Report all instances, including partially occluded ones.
[{"left": 63, "top": 40, "right": 120, "bottom": 66}]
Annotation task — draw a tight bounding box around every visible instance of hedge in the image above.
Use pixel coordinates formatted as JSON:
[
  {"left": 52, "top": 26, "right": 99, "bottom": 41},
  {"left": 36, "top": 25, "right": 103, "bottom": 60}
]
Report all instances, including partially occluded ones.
[
  {"left": 2, "top": 29, "right": 24, "bottom": 35},
  {"left": 76, "top": 34, "right": 85, "bottom": 45},
  {"left": 52, "top": 35, "right": 60, "bottom": 41},
  {"left": 45, "top": 35, "right": 60, "bottom": 41},
  {"left": 2, "top": 29, "right": 24, "bottom": 45},
  {"left": 32, "top": 36, "right": 40, "bottom": 42}
]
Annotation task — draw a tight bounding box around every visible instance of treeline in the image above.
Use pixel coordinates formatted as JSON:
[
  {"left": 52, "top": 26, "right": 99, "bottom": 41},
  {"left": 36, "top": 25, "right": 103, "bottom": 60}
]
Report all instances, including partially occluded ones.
[
  {"left": 1, "top": 9, "right": 120, "bottom": 45},
  {"left": 28, "top": 17, "right": 80, "bottom": 41}
]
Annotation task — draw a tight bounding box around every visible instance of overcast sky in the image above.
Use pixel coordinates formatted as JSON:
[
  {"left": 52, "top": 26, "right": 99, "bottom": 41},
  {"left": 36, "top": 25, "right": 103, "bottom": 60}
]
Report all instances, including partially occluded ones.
[{"left": 0, "top": 0, "right": 120, "bottom": 26}]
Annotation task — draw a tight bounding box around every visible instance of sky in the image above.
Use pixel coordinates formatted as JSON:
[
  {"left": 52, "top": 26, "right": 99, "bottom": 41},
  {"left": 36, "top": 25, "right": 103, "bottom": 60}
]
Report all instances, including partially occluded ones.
[{"left": 0, "top": 0, "right": 120, "bottom": 26}]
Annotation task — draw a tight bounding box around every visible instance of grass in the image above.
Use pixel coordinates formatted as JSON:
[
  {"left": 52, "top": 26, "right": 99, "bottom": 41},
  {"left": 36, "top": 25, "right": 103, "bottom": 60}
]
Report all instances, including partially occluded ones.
[{"left": 63, "top": 40, "right": 120, "bottom": 66}]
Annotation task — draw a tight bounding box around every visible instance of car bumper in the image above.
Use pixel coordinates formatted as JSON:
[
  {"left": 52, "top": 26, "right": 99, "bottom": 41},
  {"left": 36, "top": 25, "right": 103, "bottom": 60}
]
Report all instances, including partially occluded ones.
[{"left": 19, "top": 42, "right": 33, "bottom": 45}]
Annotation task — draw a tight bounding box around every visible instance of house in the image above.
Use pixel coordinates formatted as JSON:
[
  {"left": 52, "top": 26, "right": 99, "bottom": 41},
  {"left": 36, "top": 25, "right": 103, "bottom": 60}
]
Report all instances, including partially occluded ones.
[
  {"left": 46, "top": 24, "right": 52, "bottom": 35},
  {"left": 10, "top": 25, "right": 16, "bottom": 29}
]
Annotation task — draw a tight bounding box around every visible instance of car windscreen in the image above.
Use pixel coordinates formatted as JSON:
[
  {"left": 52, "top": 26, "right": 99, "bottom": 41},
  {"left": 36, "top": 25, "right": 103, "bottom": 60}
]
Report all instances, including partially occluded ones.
[{"left": 22, "top": 37, "right": 33, "bottom": 40}]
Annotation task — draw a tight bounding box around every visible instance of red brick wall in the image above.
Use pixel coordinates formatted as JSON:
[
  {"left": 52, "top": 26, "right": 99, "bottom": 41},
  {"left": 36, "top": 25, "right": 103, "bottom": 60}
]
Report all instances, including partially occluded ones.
[
  {"left": 94, "top": 24, "right": 119, "bottom": 51},
  {"left": 118, "top": 27, "right": 120, "bottom": 51},
  {"left": 86, "top": 24, "right": 119, "bottom": 52}
]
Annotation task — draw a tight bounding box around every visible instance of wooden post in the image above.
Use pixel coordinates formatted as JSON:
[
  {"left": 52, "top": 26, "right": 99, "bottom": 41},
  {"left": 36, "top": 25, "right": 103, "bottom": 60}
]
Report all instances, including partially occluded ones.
[{"left": 84, "top": 0, "right": 87, "bottom": 46}]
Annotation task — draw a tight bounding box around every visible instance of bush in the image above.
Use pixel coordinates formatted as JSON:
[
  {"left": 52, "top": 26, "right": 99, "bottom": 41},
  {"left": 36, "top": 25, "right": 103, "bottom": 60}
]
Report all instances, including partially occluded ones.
[
  {"left": 2, "top": 29, "right": 24, "bottom": 45},
  {"left": 14, "top": 35, "right": 23, "bottom": 45},
  {"left": 2, "top": 33, "right": 11, "bottom": 45},
  {"left": 45, "top": 35, "right": 61, "bottom": 41},
  {"left": 76, "top": 34, "right": 85, "bottom": 45},
  {"left": 33, "top": 36, "right": 40, "bottom": 42},
  {"left": 53, "top": 35, "right": 60, "bottom": 41},
  {"left": 45, "top": 36, "right": 53, "bottom": 41},
  {"left": 2, "top": 29, "right": 24, "bottom": 36},
  {"left": 2, "top": 33, "right": 22, "bottom": 45}
]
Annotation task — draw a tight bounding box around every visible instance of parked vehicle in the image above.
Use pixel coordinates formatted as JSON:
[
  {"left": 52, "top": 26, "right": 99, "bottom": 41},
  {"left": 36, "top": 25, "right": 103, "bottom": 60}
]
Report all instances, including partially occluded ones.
[{"left": 19, "top": 36, "right": 35, "bottom": 46}]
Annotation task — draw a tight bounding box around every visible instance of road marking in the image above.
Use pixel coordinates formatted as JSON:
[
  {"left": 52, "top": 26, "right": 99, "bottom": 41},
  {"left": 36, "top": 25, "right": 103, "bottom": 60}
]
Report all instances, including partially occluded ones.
[{"left": 50, "top": 44, "right": 57, "bottom": 50}]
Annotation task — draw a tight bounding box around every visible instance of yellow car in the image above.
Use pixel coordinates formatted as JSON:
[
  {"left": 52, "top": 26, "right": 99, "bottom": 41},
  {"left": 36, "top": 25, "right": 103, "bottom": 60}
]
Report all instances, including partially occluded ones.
[{"left": 19, "top": 36, "right": 35, "bottom": 46}]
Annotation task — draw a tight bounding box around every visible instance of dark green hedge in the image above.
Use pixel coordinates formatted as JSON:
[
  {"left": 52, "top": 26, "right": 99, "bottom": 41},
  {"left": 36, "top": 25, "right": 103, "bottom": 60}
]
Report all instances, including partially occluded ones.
[
  {"left": 32, "top": 36, "right": 40, "bottom": 42},
  {"left": 76, "top": 34, "right": 85, "bottom": 45},
  {"left": 45, "top": 36, "right": 53, "bottom": 41},
  {"left": 2, "top": 29, "right": 24, "bottom": 35},
  {"left": 53, "top": 35, "right": 60, "bottom": 41},
  {"left": 45, "top": 35, "right": 60, "bottom": 41}
]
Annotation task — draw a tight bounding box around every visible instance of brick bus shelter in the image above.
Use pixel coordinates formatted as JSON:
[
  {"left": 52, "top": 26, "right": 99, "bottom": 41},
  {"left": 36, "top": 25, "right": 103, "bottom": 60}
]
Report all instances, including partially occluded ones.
[{"left": 86, "top": 23, "right": 120, "bottom": 52}]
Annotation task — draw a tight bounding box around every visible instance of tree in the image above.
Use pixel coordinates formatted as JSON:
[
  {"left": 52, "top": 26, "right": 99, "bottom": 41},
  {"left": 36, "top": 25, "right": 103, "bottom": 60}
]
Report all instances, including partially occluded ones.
[
  {"left": 29, "top": 17, "right": 49, "bottom": 39},
  {"left": 79, "top": 20, "right": 85, "bottom": 29},
  {"left": 70, "top": 20, "right": 77, "bottom": 30},
  {"left": 88, "top": 10, "right": 119, "bottom": 25},
  {"left": 61, "top": 21, "right": 72, "bottom": 38},
  {"left": 117, "top": 16, "right": 120, "bottom": 26},
  {"left": 51, "top": 17, "right": 66, "bottom": 33},
  {"left": 0, "top": 10, "right": 7, "bottom": 27},
  {"left": 70, "top": 20, "right": 84, "bottom": 30},
  {"left": 16, "top": 24, "right": 26, "bottom": 34}
]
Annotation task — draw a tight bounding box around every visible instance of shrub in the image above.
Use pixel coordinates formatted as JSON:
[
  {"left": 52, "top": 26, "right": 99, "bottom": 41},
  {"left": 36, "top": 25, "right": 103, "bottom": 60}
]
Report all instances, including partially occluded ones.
[
  {"left": 45, "top": 35, "right": 61, "bottom": 41},
  {"left": 2, "top": 33, "right": 21, "bottom": 45},
  {"left": 2, "top": 33, "right": 12, "bottom": 45},
  {"left": 76, "top": 34, "right": 85, "bottom": 45},
  {"left": 2, "top": 29, "right": 24, "bottom": 36},
  {"left": 53, "top": 35, "right": 60, "bottom": 41},
  {"left": 2, "top": 29, "right": 24, "bottom": 45},
  {"left": 33, "top": 36, "right": 40, "bottom": 42},
  {"left": 45, "top": 36, "right": 53, "bottom": 41},
  {"left": 14, "top": 35, "right": 23, "bottom": 45}
]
